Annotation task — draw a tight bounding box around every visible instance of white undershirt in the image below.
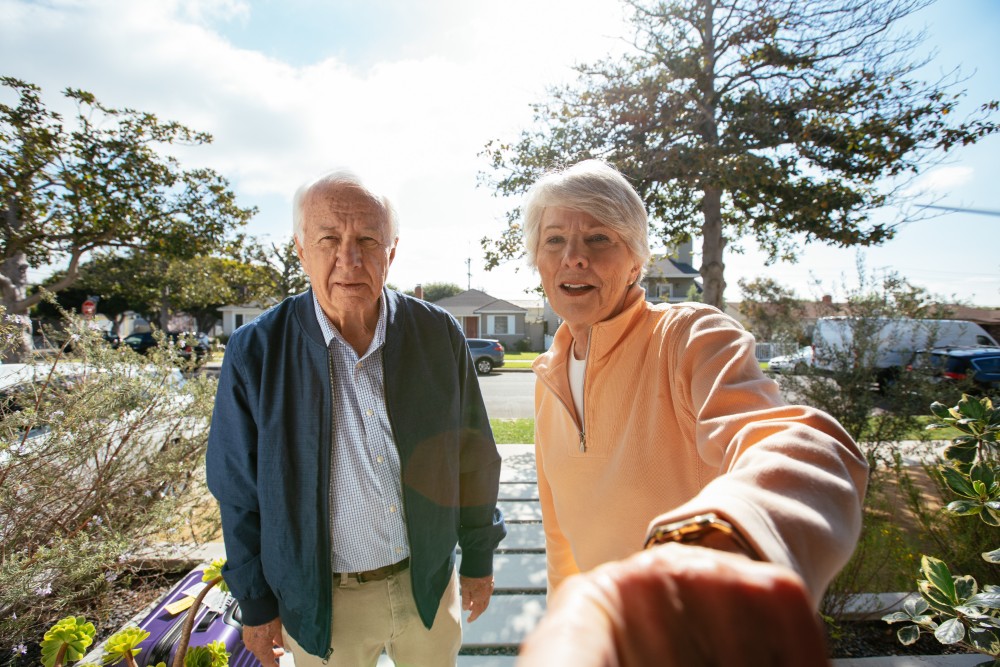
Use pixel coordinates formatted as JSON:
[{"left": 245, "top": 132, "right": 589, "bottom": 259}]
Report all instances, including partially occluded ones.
[{"left": 568, "top": 348, "right": 587, "bottom": 424}]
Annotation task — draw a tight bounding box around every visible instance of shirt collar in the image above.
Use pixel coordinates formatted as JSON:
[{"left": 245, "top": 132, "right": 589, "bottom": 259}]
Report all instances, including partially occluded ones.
[{"left": 311, "top": 289, "right": 387, "bottom": 356}]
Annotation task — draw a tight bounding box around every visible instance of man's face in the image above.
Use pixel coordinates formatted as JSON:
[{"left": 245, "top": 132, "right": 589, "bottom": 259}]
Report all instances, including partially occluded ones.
[{"left": 294, "top": 182, "right": 397, "bottom": 326}]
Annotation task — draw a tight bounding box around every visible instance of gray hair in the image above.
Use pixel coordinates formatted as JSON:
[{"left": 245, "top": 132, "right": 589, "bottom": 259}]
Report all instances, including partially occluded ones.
[
  {"left": 522, "top": 160, "right": 650, "bottom": 278},
  {"left": 292, "top": 169, "right": 399, "bottom": 242}
]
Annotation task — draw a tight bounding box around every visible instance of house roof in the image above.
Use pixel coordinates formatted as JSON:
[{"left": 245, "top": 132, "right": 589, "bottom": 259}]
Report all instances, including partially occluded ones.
[
  {"left": 644, "top": 255, "right": 699, "bottom": 279},
  {"left": 434, "top": 289, "right": 527, "bottom": 313}
]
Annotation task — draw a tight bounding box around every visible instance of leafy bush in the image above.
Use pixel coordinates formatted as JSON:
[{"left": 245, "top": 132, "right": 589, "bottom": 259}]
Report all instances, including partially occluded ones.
[
  {"left": 0, "top": 308, "right": 218, "bottom": 661},
  {"left": 883, "top": 395, "right": 1000, "bottom": 659}
]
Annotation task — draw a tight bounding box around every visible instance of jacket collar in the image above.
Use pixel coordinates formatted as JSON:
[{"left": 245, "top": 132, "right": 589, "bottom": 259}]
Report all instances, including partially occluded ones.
[
  {"left": 293, "top": 286, "right": 403, "bottom": 349},
  {"left": 533, "top": 285, "right": 649, "bottom": 393}
]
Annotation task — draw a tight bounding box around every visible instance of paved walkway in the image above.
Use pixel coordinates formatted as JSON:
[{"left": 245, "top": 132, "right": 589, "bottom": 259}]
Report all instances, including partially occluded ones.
[{"left": 182, "top": 444, "right": 975, "bottom": 666}]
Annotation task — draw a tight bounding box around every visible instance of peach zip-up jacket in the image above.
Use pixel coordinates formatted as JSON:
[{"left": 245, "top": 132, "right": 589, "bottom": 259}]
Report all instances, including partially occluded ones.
[{"left": 532, "top": 288, "right": 869, "bottom": 605}]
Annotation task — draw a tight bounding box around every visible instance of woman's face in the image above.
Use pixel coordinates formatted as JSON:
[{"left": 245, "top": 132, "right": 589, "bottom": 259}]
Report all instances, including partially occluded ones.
[{"left": 536, "top": 207, "right": 641, "bottom": 336}]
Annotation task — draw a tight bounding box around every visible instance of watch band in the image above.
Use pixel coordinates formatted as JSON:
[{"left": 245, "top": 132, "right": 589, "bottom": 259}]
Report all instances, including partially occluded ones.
[{"left": 643, "top": 512, "right": 758, "bottom": 559}]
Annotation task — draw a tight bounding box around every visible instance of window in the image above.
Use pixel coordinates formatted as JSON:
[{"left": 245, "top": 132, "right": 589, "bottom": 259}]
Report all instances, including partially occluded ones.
[
  {"left": 493, "top": 316, "right": 509, "bottom": 334},
  {"left": 235, "top": 313, "right": 245, "bottom": 328}
]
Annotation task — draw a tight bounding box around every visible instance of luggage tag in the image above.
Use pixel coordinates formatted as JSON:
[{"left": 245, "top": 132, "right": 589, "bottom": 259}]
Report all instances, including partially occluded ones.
[{"left": 163, "top": 582, "right": 208, "bottom": 616}]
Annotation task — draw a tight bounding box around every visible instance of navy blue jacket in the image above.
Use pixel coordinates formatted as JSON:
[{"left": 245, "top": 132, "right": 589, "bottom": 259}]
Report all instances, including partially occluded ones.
[{"left": 206, "top": 289, "right": 506, "bottom": 657}]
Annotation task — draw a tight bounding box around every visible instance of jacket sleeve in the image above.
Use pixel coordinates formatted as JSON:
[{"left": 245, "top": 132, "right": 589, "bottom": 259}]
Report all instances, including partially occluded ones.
[
  {"left": 646, "top": 307, "right": 869, "bottom": 606},
  {"left": 205, "top": 337, "right": 279, "bottom": 625},
  {"left": 454, "top": 325, "right": 507, "bottom": 578}
]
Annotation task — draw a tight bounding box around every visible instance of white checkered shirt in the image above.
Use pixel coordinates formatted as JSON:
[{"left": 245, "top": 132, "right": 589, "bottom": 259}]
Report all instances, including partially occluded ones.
[{"left": 312, "top": 293, "right": 410, "bottom": 572}]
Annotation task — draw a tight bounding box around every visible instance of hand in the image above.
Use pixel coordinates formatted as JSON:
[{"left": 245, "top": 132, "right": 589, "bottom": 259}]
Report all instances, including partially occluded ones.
[
  {"left": 243, "top": 617, "right": 285, "bottom": 667},
  {"left": 517, "top": 543, "right": 830, "bottom": 667},
  {"left": 460, "top": 574, "right": 495, "bottom": 622}
]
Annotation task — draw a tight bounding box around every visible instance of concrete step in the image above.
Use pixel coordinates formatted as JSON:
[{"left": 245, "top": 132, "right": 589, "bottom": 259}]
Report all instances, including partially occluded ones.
[
  {"left": 492, "top": 553, "right": 546, "bottom": 592},
  {"left": 496, "top": 499, "right": 542, "bottom": 522},
  {"left": 497, "top": 522, "right": 545, "bottom": 552},
  {"left": 461, "top": 594, "right": 547, "bottom": 649},
  {"left": 497, "top": 483, "right": 538, "bottom": 500}
]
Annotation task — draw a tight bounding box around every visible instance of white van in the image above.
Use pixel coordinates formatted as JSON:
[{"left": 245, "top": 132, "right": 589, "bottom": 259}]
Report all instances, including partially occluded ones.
[{"left": 811, "top": 317, "right": 998, "bottom": 374}]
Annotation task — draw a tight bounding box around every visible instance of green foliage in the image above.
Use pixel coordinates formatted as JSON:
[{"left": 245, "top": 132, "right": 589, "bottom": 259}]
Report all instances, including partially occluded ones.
[
  {"left": 0, "top": 306, "right": 219, "bottom": 658},
  {"left": 100, "top": 627, "right": 150, "bottom": 666},
  {"left": 478, "top": 0, "right": 998, "bottom": 308},
  {"left": 0, "top": 76, "right": 255, "bottom": 360},
  {"left": 40, "top": 250, "right": 278, "bottom": 334},
  {"left": 202, "top": 559, "right": 229, "bottom": 594},
  {"left": 784, "top": 264, "right": 945, "bottom": 457},
  {"left": 737, "top": 277, "right": 807, "bottom": 343},
  {"left": 182, "top": 642, "right": 228, "bottom": 667},
  {"left": 884, "top": 395, "right": 1000, "bottom": 659},
  {"left": 39, "top": 616, "right": 95, "bottom": 667}
]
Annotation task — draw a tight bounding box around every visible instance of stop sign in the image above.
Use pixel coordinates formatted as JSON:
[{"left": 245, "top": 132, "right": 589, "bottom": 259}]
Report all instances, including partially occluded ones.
[{"left": 82, "top": 299, "right": 96, "bottom": 316}]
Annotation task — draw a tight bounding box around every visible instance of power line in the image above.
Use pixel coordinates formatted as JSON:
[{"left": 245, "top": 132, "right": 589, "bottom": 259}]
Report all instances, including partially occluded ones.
[{"left": 916, "top": 204, "right": 1000, "bottom": 218}]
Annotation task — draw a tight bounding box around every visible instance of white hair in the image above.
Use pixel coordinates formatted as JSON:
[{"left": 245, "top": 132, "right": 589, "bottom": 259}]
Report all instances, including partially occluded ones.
[{"left": 291, "top": 169, "right": 399, "bottom": 241}]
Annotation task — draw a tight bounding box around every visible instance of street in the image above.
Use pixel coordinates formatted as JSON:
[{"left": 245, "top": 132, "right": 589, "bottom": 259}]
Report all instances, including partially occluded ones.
[{"left": 478, "top": 370, "right": 535, "bottom": 419}]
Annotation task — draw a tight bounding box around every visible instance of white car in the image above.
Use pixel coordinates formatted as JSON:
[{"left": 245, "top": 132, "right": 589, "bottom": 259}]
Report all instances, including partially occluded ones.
[{"left": 767, "top": 346, "right": 813, "bottom": 375}]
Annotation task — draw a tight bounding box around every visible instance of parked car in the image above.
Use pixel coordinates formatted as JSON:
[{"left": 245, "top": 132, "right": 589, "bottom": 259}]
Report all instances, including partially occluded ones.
[
  {"left": 767, "top": 346, "right": 813, "bottom": 375},
  {"left": 812, "top": 317, "right": 998, "bottom": 375},
  {"left": 122, "top": 331, "right": 208, "bottom": 362},
  {"left": 467, "top": 338, "right": 505, "bottom": 375},
  {"left": 908, "top": 346, "right": 1000, "bottom": 392}
]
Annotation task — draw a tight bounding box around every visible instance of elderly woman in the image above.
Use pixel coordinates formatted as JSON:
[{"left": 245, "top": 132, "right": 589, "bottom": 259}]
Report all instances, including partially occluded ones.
[{"left": 516, "top": 160, "right": 869, "bottom": 666}]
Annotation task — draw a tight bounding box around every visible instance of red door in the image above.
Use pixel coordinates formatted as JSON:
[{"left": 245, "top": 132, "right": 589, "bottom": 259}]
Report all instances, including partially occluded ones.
[{"left": 464, "top": 316, "right": 479, "bottom": 338}]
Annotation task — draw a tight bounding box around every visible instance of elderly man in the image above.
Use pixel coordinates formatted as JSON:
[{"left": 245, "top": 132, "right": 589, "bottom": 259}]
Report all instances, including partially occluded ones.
[{"left": 206, "top": 170, "right": 506, "bottom": 667}]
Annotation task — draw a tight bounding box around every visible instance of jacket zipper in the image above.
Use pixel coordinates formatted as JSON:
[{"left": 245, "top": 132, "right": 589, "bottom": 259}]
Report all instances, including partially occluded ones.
[{"left": 578, "top": 335, "right": 591, "bottom": 452}]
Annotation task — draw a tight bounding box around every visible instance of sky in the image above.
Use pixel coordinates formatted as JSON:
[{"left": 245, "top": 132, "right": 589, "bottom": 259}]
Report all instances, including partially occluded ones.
[{"left": 2, "top": 0, "right": 999, "bottom": 306}]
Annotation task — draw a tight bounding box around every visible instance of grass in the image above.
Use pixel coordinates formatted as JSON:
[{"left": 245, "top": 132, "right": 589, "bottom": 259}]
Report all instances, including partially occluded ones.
[
  {"left": 490, "top": 418, "right": 534, "bottom": 444},
  {"left": 504, "top": 351, "right": 539, "bottom": 369}
]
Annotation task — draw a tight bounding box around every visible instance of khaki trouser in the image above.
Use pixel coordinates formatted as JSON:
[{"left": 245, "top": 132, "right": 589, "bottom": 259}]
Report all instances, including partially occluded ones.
[{"left": 282, "top": 568, "right": 461, "bottom": 667}]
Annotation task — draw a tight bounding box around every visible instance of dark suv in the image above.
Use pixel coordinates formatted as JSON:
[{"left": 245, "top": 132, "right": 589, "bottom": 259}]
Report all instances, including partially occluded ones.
[
  {"left": 467, "top": 338, "right": 505, "bottom": 375},
  {"left": 909, "top": 346, "right": 1000, "bottom": 392}
]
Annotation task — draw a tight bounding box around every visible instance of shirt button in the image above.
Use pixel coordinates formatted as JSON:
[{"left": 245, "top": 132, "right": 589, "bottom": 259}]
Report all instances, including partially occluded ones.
[
  {"left": 366, "top": 409, "right": 373, "bottom": 417},
  {"left": 376, "top": 455, "right": 384, "bottom": 464},
  {"left": 389, "top": 505, "right": 397, "bottom": 513},
  {"left": 395, "top": 547, "right": 403, "bottom": 554}
]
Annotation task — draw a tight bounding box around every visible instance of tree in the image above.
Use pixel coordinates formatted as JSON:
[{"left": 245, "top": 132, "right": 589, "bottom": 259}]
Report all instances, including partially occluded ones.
[
  {"left": 480, "top": 0, "right": 998, "bottom": 309},
  {"left": 245, "top": 237, "right": 308, "bottom": 301},
  {"left": 0, "top": 77, "right": 255, "bottom": 359},
  {"left": 737, "top": 276, "right": 806, "bottom": 342},
  {"left": 42, "top": 251, "right": 278, "bottom": 334}
]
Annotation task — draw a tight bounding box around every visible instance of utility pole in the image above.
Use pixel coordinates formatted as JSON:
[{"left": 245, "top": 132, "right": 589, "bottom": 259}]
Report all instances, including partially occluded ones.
[{"left": 466, "top": 257, "right": 471, "bottom": 290}]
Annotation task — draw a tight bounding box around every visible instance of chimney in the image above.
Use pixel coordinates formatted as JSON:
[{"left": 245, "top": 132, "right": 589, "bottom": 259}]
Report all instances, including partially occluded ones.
[
  {"left": 414, "top": 284, "right": 424, "bottom": 300},
  {"left": 821, "top": 294, "right": 832, "bottom": 305}
]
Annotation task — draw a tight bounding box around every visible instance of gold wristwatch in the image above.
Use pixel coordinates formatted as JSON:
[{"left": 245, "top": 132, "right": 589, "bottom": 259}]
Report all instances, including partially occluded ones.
[{"left": 644, "top": 512, "right": 759, "bottom": 559}]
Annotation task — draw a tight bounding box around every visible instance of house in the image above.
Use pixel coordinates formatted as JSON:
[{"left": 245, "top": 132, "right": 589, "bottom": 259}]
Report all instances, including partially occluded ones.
[
  {"left": 640, "top": 241, "right": 701, "bottom": 304},
  {"left": 507, "top": 297, "right": 546, "bottom": 351},
  {"left": 432, "top": 289, "right": 529, "bottom": 351},
  {"left": 218, "top": 302, "right": 274, "bottom": 337}
]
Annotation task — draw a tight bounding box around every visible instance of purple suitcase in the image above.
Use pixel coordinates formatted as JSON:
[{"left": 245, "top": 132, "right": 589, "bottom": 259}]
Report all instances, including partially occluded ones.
[{"left": 132, "top": 567, "right": 261, "bottom": 667}]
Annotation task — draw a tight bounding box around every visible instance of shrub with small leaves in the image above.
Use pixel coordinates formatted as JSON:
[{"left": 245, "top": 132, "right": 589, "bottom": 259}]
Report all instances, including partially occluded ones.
[
  {"left": 40, "top": 616, "right": 95, "bottom": 667},
  {"left": 884, "top": 395, "right": 1000, "bottom": 658},
  {"left": 0, "top": 305, "right": 218, "bottom": 655},
  {"left": 100, "top": 626, "right": 150, "bottom": 667}
]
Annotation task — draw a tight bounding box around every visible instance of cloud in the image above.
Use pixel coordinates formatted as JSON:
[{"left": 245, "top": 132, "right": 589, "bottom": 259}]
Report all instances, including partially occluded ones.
[{"left": 907, "top": 165, "right": 975, "bottom": 195}]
